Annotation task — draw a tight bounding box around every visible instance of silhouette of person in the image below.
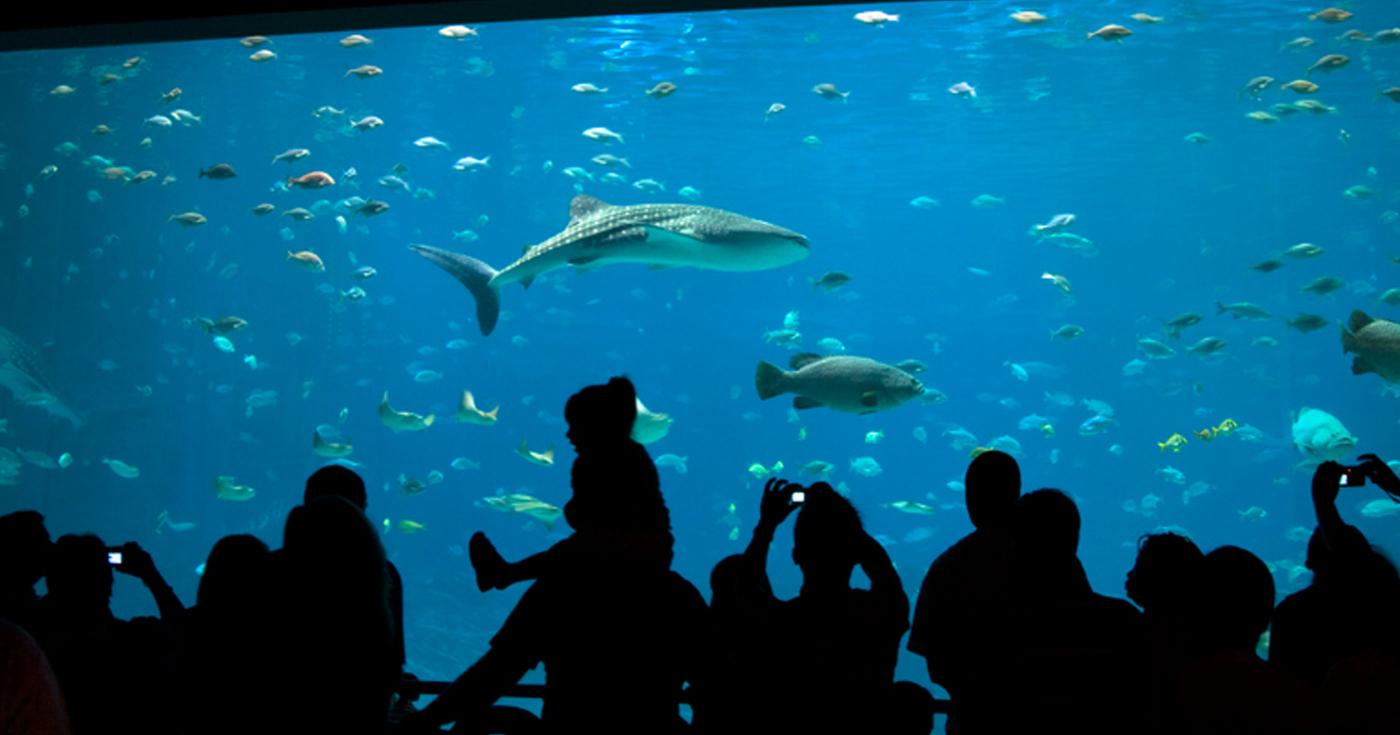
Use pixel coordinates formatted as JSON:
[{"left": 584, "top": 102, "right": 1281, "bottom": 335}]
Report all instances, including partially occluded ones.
[
  {"left": 1272, "top": 459, "right": 1400, "bottom": 685},
  {"left": 32, "top": 534, "right": 179, "bottom": 734},
  {"left": 468, "top": 376, "right": 668, "bottom": 592},
  {"left": 1002, "top": 488, "right": 1145, "bottom": 734},
  {"left": 406, "top": 437, "right": 705, "bottom": 735},
  {"left": 1125, "top": 532, "right": 1205, "bottom": 733},
  {"left": 0, "top": 617, "right": 71, "bottom": 735},
  {"left": 709, "top": 479, "right": 914, "bottom": 733},
  {"left": 265, "top": 496, "right": 398, "bottom": 734},
  {"left": 175, "top": 534, "right": 270, "bottom": 735},
  {"left": 304, "top": 464, "right": 407, "bottom": 675},
  {"left": 1271, "top": 458, "right": 1400, "bottom": 733},
  {"left": 0, "top": 510, "right": 53, "bottom": 632},
  {"left": 907, "top": 450, "right": 1019, "bottom": 734},
  {"left": 1176, "top": 545, "right": 1317, "bottom": 734}
]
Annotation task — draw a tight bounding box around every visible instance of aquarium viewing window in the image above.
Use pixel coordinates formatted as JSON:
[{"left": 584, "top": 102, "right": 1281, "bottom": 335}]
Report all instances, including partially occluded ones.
[{"left": 2, "top": 0, "right": 1398, "bottom": 726}]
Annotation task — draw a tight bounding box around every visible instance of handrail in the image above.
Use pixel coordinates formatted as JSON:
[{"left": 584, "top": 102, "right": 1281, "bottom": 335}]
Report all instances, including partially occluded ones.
[{"left": 396, "top": 680, "right": 952, "bottom": 713}]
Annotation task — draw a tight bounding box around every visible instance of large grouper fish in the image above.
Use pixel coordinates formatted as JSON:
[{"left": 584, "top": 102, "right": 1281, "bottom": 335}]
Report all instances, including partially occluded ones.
[
  {"left": 411, "top": 195, "right": 809, "bottom": 335},
  {"left": 756, "top": 353, "right": 926, "bottom": 414}
]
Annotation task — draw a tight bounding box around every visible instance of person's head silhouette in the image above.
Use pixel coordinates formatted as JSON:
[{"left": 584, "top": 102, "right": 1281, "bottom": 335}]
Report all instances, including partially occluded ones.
[
  {"left": 1012, "top": 488, "right": 1079, "bottom": 560},
  {"left": 1126, "top": 531, "right": 1203, "bottom": 613},
  {"left": 197, "top": 534, "right": 270, "bottom": 609},
  {"left": 47, "top": 534, "right": 113, "bottom": 609},
  {"left": 1199, "top": 545, "right": 1274, "bottom": 652},
  {"left": 0, "top": 510, "right": 52, "bottom": 594},
  {"left": 965, "top": 450, "right": 1021, "bottom": 529},
  {"left": 792, "top": 483, "right": 864, "bottom": 585},
  {"left": 564, "top": 376, "right": 638, "bottom": 452},
  {"left": 305, "top": 465, "right": 368, "bottom": 511}
]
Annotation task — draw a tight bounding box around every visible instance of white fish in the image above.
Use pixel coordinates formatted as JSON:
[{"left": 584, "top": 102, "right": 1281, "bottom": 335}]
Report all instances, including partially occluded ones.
[
  {"left": 850, "top": 456, "right": 883, "bottom": 477},
  {"left": 582, "top": 126, "right": 624, "bottom": 143},
  {"left": 453, "top": 156, "right": 491, "bottom": 171},
  {"left": 414, "top": 136, "right": 450, "bottom": 149},
  {"left": 438, "top": 25, "right": 478, "bottom": 39},
  {"left": 1156, "top": 465, "right": 1186, "bottom": 485},
  {"left": 103, "top": 458, "right": 140, "bottom": 479},
  {"left": 948, "top": 81, "right": 977, "bottom": 98},
  {"left": 854, "top": 10, "right": 900, "bottom": 24},
  {"left": 1291, "top": 407, "right": 1358, "bottom": 468},
  {"left": 655, "top": 454, "right": 688, "bottom": 474},
  {"left": 571, "top": 83, "right": 608, "bottom": 94}
]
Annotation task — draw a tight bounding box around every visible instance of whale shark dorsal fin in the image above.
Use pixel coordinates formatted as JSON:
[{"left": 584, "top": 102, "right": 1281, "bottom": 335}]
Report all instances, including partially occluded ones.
[{"left": 569, "top": 194, "right": 610, "bottom": 221}]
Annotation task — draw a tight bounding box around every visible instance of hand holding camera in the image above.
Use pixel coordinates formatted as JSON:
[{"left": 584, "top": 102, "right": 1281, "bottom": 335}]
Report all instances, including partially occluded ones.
[
  {"left": 107, "top": 541, "right": 157, "bottom": 582},
  {"left": 758, "top": 477, "right": 804, "bottom": 531}
]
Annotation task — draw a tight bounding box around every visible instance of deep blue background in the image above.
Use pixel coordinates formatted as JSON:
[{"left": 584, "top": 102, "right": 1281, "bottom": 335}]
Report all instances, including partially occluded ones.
[{"left": 1, "top": 0, "right": 1398, "bottom": 704}]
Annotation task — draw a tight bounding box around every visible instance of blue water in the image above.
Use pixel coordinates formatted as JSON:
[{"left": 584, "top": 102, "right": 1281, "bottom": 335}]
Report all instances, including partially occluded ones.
[{"left": 1, "top": 0, "right": 1398, "bottom": 700}]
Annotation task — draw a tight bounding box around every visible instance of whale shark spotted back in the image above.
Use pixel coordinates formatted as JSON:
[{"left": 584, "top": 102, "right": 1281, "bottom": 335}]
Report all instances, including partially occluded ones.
[
  {"left": 411, "top": 195, "right": 808, "bottom": 335},
  {"left": 0, "top": 325, "right": 82, "bottom": 428}
]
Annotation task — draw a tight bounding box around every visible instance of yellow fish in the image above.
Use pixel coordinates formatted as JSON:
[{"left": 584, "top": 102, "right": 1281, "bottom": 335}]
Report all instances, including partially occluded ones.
[
  {"left": 1216, "top": 418, "right": 1239, "bottom": 434},
  {"left": 397, "top": 520, "right": 426, "bottom": 534},
  {"left": 456, "top": 390, "right": 499, "bottom": 425},
  {"left": 1040, "top": 423, "right": 1055, "bottom": 438},
  {"left": 969, "top": 446, "right": 993, "bottom": 458},
  {"left": 1157, "top": 433, "right": 1188, "bottom": 452},
  {"left": 1194, "top": 428, "right": 1215, "bottom": 442},
  {"left": 516, "top": 439, "right": 555, "bottom": 467}
]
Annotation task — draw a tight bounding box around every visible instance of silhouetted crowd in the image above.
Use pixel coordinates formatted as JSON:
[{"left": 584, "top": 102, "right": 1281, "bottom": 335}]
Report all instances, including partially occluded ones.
[{"left": 2, "top": 376, "right": 1398, "bottom": 735}]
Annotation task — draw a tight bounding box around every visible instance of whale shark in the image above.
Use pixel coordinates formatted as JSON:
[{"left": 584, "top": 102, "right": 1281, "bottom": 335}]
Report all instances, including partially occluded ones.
[
  {"left": 411, "top": 195, "right": 809, "bottom": 335},
  {"left": 0, "top": 326, "right": 81, "bottom": 428}
]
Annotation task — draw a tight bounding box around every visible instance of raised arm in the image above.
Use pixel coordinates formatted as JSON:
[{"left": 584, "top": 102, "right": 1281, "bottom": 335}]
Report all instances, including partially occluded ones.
[
  {"left": 742, "top": 478, "right": 802, "bottom": 591},
  {"left": 1312, "top": 460, "right": 1373, "bottom": 560},
  {"left": 115, "top": 542, "right": 185, "bottom": 621}
]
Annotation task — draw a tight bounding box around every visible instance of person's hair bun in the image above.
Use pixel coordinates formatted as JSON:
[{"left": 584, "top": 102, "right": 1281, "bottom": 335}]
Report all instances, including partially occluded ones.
[{"left": 607, "top": 376, "right": 637, "bottom": 405}]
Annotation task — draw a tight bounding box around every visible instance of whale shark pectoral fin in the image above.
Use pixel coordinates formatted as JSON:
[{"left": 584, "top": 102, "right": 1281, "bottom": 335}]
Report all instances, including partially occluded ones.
[{"left": 409, "top": 244, "right": 502, "bottom": 336}]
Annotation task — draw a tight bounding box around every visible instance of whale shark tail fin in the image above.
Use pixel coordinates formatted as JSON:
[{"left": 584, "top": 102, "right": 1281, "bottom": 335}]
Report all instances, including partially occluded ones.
[{"left": 410, "top": 244, "right": 502, "bottom": 336}]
